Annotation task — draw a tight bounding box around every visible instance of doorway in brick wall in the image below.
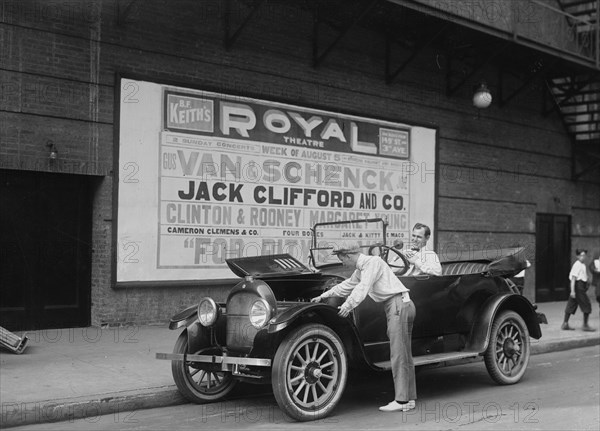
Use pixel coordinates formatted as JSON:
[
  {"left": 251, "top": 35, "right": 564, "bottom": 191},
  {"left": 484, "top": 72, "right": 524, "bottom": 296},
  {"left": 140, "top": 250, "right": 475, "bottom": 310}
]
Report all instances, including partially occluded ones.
[
  {"left": 535, "top": 213, "right": 571, "bottom": 302},
  {"left": 0, "top": 169, "right": 93, "bottom": 331}
]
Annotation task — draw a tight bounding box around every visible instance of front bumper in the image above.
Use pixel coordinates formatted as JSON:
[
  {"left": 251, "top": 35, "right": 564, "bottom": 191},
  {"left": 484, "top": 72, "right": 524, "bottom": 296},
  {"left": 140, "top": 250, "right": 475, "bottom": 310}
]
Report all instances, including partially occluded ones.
[{"left": 156, "top": 352, "right": 271, "bottom": 369}]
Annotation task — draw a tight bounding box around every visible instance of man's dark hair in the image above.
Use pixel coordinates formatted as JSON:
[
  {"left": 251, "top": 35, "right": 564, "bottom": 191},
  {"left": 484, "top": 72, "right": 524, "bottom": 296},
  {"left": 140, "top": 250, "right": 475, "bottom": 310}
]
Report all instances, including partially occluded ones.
[
  {"left": 575, "top": 248, "right": 587, "bottom": 256},
  {"left": 413, "top": 223, "right": 431, "bottom": 238}
]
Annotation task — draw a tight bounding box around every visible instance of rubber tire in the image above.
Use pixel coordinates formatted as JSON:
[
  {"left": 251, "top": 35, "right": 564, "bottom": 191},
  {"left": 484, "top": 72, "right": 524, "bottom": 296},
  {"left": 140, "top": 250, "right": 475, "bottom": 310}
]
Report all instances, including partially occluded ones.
[
  {"left": 171, "top": 331, "right": 237, "bottom": 403},
  {"left": 272, "top": 323, "right": 348, "bottom": 421},
  {"left": 484, "top": 310, "right": 530, "bottom": 385}
]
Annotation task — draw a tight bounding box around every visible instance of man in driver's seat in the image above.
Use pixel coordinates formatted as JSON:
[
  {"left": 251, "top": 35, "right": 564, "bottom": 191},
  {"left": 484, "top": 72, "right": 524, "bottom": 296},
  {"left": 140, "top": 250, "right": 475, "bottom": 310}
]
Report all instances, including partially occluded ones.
[{"left": 404, "top": 223, "right": 442, "bottom": 276}]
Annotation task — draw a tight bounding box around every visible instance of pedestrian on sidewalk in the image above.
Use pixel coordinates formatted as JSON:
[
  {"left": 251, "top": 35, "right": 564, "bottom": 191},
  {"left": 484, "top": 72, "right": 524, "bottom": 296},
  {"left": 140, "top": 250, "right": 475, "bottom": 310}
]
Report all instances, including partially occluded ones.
[
  {"left": 589, "top": 251, "right": 600, "bottom": 307},
  {"left": 562, "top": 249, "right": 595, "bottom": 331}
]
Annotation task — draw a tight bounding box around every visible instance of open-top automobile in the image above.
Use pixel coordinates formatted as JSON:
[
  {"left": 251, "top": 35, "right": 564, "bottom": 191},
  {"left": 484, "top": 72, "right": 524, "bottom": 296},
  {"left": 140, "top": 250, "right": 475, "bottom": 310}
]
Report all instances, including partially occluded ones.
[{"left": 156, "top": 218, "right": 543, "bottom": 421}]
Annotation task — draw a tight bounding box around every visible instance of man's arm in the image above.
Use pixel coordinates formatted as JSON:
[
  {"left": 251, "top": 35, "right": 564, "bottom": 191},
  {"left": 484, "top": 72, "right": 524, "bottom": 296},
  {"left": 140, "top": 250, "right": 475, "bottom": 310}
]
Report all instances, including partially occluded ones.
[
  {"left": 320, "top": 271, "right": 359, "bottom": 298},
  {"left": 342, "top": 260, "right": 381, "bottom": 310},
  {"left": 410, "top": 250, "right": 442, "bottom": 276}
]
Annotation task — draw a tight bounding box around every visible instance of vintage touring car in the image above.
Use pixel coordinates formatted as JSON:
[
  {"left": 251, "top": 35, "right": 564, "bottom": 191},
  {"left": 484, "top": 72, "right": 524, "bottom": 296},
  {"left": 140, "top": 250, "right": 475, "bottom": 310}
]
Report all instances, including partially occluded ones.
[{"left": 156, "top": 218, "right": 543, "bottom": 421}]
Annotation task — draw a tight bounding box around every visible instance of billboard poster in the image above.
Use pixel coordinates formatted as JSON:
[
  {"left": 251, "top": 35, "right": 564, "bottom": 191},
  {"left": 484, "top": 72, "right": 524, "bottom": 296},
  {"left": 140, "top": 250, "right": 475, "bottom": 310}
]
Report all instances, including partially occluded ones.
[{"left": 117, "top": 79, "right": 436, "bottom": 283}]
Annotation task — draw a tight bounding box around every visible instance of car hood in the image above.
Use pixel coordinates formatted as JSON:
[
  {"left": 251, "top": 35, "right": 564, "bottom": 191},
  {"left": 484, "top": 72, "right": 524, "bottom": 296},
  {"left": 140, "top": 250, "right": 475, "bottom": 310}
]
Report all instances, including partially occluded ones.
[
  {"left": 226, "top": 254, "right": 315, "bottom": 278},
  {"left": 315, "top": 264, "right": 355, "bottom": 279}
]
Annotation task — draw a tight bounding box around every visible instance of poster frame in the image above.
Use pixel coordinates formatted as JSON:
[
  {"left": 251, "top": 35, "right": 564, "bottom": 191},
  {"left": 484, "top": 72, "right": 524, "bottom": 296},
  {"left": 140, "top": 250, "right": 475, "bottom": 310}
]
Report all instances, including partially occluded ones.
[{"left": 111, "top": 72, "right": 439, "bottom": 289}]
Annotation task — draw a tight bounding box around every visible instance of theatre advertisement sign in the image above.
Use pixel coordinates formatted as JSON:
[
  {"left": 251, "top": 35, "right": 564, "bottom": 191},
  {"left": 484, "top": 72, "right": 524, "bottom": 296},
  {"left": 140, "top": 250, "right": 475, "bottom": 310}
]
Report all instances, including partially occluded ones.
[{"left": 117, "top": 78, "right": 436, "bottom": 284}]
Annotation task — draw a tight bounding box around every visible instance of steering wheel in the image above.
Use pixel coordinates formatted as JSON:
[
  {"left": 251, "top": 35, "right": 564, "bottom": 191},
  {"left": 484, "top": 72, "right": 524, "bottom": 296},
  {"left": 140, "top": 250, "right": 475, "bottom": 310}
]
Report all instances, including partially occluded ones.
[{"left": 368, "top": 245, "right": 410, "bottom": 276}]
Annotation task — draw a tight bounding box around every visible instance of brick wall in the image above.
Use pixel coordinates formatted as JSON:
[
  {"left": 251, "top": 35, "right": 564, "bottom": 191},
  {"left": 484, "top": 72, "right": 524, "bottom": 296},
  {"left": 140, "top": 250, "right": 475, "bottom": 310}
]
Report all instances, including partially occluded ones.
[{"left": 1, "top": 0, "right": 599, "bottom": 323}]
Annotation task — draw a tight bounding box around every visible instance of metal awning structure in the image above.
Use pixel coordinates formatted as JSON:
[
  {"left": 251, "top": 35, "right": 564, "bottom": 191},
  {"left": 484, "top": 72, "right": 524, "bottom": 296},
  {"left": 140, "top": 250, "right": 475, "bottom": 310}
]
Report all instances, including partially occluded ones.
[{"left": 221, "top": 0, "right": 599, "bottom": 179}]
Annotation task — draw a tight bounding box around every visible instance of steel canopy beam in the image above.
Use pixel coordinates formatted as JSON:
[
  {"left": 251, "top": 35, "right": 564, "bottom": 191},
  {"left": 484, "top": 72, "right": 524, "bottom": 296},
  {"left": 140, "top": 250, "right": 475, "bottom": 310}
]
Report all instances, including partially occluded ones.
[
  {"left": 116, "top": 0, "right": 140, "bottom": 26},
  {"left": 499, "top": 58, "right": 559, "bottom": 107},
  {"left": 312, "top": 0, "right": 380, "bottom": 68},
  {"left": 385, "top": 22, "right": 448, "bottom": 84},
  {"left": 446, "top": 42, "right": 510, "bottom": 96},
  {"left": 224, "top": 0, "right": 265, "bottom": 50}
]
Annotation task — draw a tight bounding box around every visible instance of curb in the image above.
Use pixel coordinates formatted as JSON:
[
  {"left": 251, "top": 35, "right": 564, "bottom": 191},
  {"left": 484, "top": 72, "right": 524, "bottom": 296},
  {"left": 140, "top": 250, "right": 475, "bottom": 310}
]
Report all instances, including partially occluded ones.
[
  {"left": 530, "top": 334, "right": 600, "bottom": 355},
  {"left": 0, "top": 386, "right": 186, "bottom": 429},
  {"left": 2, "top": 338, "right": 599, "bottom": 428}
]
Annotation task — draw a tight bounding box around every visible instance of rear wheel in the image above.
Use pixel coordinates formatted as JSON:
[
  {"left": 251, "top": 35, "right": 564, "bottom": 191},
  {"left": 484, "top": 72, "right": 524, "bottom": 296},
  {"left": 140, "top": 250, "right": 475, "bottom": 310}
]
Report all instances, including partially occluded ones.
[
  {"left": 171, "top": 331, "right": 237, "bottom": 403},
  {"left": 484, "top": 310, "right": 530, "bottom": 384},
  {"left": 272, "top": 323, "right": 348, "bottom": 421}
]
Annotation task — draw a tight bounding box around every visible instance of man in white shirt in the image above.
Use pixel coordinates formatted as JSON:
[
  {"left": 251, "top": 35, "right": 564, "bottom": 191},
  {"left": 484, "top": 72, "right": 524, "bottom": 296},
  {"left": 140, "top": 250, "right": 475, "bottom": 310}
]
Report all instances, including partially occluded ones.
[
  {"left": 562, "top": 249, "right": 595, "bottom": 331},
  {"left": 404, "top": 223, "right": 442, "bottom": 276},
  {"left": 311, "top": 242, "right": 417, "bottom": 412}
]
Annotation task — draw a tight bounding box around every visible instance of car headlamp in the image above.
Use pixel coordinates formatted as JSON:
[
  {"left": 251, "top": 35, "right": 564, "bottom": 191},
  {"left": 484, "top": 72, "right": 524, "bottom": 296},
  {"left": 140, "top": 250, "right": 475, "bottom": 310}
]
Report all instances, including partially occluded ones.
[
  {"left": 197, "top": 297, "right": 218, "bottom": 327},
  {"left": 249, "top": 298, "right": 272, "bottom": 329}
]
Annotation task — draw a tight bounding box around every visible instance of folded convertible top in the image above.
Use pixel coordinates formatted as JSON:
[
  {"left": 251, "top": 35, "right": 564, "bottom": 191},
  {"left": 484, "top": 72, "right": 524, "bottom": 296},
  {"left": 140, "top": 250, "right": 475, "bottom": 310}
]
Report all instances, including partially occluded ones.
[{"left": 485, "top": 247, "right": 528, "bottom": 277}]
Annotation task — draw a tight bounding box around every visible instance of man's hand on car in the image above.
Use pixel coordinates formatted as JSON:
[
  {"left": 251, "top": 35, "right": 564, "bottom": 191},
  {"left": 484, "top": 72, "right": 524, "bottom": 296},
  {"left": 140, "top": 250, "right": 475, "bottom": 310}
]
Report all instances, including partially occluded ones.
[
  {"left": 338, "top": 302, "right": 352, "bottom": 318},
  {"left": 311, "top": 295, "right": 323, "bottom": 303}
]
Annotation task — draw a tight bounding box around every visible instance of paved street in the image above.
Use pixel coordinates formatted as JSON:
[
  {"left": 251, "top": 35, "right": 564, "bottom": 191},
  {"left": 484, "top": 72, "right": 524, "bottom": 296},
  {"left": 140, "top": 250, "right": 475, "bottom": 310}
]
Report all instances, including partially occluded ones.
[{"left": 12, "top": 346, "right": 599, "bottom": 431}]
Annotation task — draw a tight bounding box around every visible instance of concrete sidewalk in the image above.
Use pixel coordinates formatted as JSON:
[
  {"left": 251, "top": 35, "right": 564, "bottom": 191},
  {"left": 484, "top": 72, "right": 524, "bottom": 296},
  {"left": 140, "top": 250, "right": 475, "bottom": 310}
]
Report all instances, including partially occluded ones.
[{"left": 1, "top": 301, "right": 599, "bottom": 428}]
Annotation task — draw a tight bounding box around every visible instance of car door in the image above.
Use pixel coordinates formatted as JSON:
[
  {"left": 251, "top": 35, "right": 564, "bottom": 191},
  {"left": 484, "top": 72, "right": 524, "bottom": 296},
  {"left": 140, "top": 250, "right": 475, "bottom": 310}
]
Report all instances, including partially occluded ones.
[{"left": 354, "top": 273, "right": 465, "bottom": 364}]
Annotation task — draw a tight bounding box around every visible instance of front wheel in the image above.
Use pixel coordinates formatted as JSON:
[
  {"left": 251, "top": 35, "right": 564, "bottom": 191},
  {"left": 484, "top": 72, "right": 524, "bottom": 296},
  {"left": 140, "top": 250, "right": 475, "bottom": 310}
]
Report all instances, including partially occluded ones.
[
  {"left": 272, "top": 323, "right": 348, "bottom": 421},
  {"left": 171, "top": 331, "right": 237, "bottom": 403},
  {"left": 484, "top": 310, "right": 530, "bottom": 385}
]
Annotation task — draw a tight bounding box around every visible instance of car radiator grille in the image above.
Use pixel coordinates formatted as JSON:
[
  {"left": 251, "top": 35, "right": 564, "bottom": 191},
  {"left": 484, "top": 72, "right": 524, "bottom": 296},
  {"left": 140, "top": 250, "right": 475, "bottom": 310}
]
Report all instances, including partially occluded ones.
[{"left": 226, "top": 292, "right": 260, "bottom": 352}]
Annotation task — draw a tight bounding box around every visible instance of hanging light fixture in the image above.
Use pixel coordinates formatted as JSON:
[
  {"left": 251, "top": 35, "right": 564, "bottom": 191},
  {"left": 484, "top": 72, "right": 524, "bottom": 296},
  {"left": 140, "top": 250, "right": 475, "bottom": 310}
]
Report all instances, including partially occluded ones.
[{"left": 472, "top": 82, "right": 492, "bottom": 109}]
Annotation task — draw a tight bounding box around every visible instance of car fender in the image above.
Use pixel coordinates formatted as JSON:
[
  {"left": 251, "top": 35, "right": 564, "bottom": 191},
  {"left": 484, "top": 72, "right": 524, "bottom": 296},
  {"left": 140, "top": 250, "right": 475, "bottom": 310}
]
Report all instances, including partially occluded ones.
[
  {"left": 465, "top": 293, "right": 542, "bottom": 353},
  {"left": 168, "top": 304, "right": 228, "bottom": 354},
  {"left": 168, "top": 305, "right": 198, "bottom": 330},
  {"left": 267, "top": 303, "right": 370, "bottom": 366},
  {"left": 268, "top": 303, "right": 343, "bottom": 333},
  {"left": 181, "top": 313, "right": 231, "bottom": 354},
  {"left": 183, "top": 321, "right": 208, "bottom": 355}
]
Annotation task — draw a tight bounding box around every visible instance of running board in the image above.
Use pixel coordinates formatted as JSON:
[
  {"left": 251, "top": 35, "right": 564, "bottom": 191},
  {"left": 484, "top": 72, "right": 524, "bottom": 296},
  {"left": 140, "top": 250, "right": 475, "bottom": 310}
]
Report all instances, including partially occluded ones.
[{"left": 374, "top": 351, "right": 480, "bottom": 369}]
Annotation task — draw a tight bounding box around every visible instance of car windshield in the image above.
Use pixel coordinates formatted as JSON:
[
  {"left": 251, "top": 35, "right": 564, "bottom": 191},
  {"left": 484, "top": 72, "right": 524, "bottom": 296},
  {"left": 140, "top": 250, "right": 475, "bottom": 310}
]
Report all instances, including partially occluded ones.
[{"left": 310, "top": 218, "right": 389, "bottom": 268}]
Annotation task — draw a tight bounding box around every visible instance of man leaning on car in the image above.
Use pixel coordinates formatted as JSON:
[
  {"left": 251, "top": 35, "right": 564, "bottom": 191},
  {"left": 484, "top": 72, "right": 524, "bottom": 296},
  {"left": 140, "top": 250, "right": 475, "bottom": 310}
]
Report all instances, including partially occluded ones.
[{"left": 311, "top": 241, "right": 417, "bottom": 412}]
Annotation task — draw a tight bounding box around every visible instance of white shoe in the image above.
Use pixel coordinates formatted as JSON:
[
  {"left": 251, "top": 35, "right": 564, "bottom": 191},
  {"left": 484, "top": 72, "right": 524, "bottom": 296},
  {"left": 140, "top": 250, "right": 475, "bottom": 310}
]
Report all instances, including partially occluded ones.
[{"left": 379, "top": 400, "right": 416, "bottom": 412}]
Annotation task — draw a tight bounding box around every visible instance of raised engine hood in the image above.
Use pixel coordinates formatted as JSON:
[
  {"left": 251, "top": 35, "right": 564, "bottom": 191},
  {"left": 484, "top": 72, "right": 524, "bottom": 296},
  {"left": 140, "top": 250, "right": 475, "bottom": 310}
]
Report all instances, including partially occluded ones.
[{"left": 226, "top": 254, "right": 314, "bottom": 278}]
